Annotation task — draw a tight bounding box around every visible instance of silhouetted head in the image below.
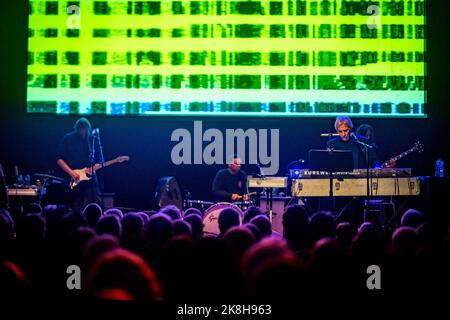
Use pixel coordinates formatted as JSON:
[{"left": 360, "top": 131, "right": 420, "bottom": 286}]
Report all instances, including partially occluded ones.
[
  {"left": 243, "top": 206, "right": 264, "bottom": 224},
  {"left": 95, "top": 288, "right": 134, "bottom": 300},
  {"left": 84, "top": 234, "right": 120, "bottom": 268},
  {"left": 86, "top": 248, "right": 163, "bottom": 300},
  {"left": 350, "top": 226, "right": 387, "bottom": 267},
  {"left": 96, "top": 215, "right": 121, "bottom": 239},
  {"left": 223, "top": 226, "right": 255, "bottom": 261},
  {"left": 159, "top": 205, "right": 182, "bottom": 221},
  {"left": 309, "top": 238, "right": 345, "bottom": 268},
  {"left": 0, "top": 209, "right": 14, "bottom": 233},
  {"left": 336, "top": 222, "right": 357, "bottom": 249},
  {"left": 172, "top": 219, "right": 192, "bottom": 237},
  {"left": 144, "top": 213, "right": 173, "bottom": 251},
  {"left": 61, "top": 211, "right": 88, "bottom": 237},
  {"left": 218, "top": 208, "right": 241, "bottom": 235},
  {"left": 241, "top": 237, "right": 294, "bottom": 278},
  {"left": 250, "top": 215, "right": 272, "bottom": 238},
  {"left": 356, "top": 124, "right": 375, "bottom": 142},
  {"left": 121, "top": 213, "right": 144, "bottom": 241},
  {"left": 104, "top": 208, "right": 124, "bottom": 221},
  {"left": 309, "top": 211, "right": 335, "bottom": 245},
  {"left": 400, "top": 209, "right": 425, "bottom": 229},
  {"left": 0, "top": 214, "right": 14, "bottom": 252},
  {"left": 308, "top": 238, "right": 349, "bottom": 292},
  {"left": 358, "top": 222, "right": 375, "bottom": 233},
  {"left": 83, "top": 203, "right": 103, "bottom": 228},
  {"left": 136, "top": 212, "right": 150, "bottom": 224},
  {"left": 244, "top": 223, "right": 262, "bottom": 242},
  {"left": 184, "top": 214, "right": 203, "bottom": 239},
  {"left": 184, "top": 207, "right": 203, "bottom": 219},
  {"left": 0, "top": 261, "right": 31, "bottom": 297},
  {"left": 282, "top": 205, "right": 309, "bottom": 250},
  {"left": 392, "top": 226, "right": 419, "bottom": 252}
]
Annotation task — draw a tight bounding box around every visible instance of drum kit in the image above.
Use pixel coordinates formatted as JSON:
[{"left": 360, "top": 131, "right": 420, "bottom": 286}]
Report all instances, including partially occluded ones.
[
  {"left": 184, "top": 198, "right": 256, "bottom": 237},
  {"left": 202, "top": 202, "right": 243, "bottom": 236}
]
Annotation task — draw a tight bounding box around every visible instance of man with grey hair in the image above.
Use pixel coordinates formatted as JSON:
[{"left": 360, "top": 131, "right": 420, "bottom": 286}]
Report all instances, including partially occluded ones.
[{"left": 326, "top": 116, "right": 376, "bottom": 169}]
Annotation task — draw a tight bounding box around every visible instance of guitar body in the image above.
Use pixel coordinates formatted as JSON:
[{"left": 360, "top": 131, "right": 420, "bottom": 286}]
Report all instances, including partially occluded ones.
[
  {"left": 69, "top": 156, "right": 130, "bottom": 189},
  {"left": 70, "top": 168, "right": 92, "bottom": 189}
]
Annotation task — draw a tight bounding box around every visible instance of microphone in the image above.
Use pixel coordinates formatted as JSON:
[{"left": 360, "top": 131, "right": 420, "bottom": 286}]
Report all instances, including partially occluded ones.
[
  {"left": 351, "top": 132, "right": 373, "bottom": 149},
  {"left": 91, "top": 128, "right": 99, "bottom": 135},
  {"left": 256, "top": 160, "right": 266, "bottom": 178}
]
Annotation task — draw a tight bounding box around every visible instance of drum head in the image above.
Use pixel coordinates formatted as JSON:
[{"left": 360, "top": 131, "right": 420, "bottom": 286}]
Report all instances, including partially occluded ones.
[{"left": 202, "top": 202, "right": 243, "bottom": 236}]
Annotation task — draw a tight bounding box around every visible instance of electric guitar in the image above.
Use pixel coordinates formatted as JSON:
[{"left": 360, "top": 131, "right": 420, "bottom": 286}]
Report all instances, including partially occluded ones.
[
  {"left": 381, "top": 141, "right": 424, "bottom": 168},
  {"left": 70, "top": 156, "right": 130, "bottom": 189}
]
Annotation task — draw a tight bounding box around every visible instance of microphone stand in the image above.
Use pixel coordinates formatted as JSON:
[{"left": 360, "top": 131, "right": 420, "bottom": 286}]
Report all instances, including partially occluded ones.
[
  {"left": 353, "top": 137, "right": 373, "bottom": 222},
  {"left": 258, "top": 163, "right": 273, "bottom": 224},
  {"left": 96, "top": 130, "right": 106, "bottom": 208},
  {"left": 89, "top": 131, "right": 96, "bottom": 180}
]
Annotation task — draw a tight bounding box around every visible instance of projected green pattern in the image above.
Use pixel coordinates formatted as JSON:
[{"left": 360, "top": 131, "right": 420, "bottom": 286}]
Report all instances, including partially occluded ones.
[{"left": 27, "top": 0, "right": 426, "bottom": 116}]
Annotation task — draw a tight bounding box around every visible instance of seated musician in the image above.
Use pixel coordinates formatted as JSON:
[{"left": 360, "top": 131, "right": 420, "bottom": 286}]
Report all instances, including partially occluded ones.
[
  {"left": 212, "top": 155, "right": 248, "bottom": 203},
  {"left": 326, "top": 116, "right": 378, "bottom": 169}
]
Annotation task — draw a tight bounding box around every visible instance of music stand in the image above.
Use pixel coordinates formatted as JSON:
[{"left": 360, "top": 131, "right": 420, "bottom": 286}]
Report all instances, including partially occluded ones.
[
  {"left": 308, "top": 149, "right": 353, "bottom": 211},
  {"left": 308, "top": 149, "right": 354, "bottom": 174}
]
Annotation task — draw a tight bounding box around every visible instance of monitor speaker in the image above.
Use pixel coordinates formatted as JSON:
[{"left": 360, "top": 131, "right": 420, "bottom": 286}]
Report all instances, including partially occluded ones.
[{"left": 153, "top": 176, "right": 182, "bottom": 210}]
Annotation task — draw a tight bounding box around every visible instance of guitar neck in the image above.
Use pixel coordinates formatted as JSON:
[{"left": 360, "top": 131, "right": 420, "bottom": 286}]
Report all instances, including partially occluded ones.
[
  {"left": 383, "top": 147, "right": 417, "bottom": 167},
  {"left": 392, "top": 148, "right": 416, "bottom": 162},
  {"left": 93, "top": 159, "right": 118, "bottom": 171}
]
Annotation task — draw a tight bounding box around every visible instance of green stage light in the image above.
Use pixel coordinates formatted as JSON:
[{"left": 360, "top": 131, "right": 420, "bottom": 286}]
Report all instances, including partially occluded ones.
[{"left": 27, "top": 0, "right": 426, "bottom": 117}]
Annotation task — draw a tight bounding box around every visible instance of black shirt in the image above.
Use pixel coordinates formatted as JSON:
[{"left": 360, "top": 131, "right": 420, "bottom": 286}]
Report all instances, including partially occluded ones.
[
  {"left": 326, "top": 134, "right": 377, "bottom": 169},
  {"left": 212, "top": 168, "right": 248, "bottom": 202},
  {"left": 56, "top": 131, "right": 98, "bottom": 170}
]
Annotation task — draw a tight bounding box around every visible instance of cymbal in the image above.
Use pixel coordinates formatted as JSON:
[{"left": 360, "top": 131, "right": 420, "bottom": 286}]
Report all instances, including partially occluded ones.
[{"left": 33, "top": 173, "right": 64, "bottom": 182}]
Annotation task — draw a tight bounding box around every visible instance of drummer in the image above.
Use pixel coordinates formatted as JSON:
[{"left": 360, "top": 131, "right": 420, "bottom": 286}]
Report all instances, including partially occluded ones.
[{"left": 212, "top": 154, "right": 249, "bottom": 203}]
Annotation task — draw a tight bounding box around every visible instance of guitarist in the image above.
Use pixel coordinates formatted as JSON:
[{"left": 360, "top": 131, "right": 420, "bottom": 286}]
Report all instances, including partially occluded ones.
[
  {"left": 56, "top": 117, "right": 100, "bottom": 210},
  {"left": 356, "top": 124, "right": 396, "bottom": 168}
]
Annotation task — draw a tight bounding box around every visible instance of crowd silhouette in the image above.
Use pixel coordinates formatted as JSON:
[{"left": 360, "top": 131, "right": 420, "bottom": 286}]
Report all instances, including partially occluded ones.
[{"left": 1, "top": 202, "right": 449, "bottom": 300}]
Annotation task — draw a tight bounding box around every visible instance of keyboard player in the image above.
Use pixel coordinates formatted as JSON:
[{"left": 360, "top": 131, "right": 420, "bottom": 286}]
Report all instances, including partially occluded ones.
[{"left": 326, "top": 116, "right": 378, "bottom": 169}]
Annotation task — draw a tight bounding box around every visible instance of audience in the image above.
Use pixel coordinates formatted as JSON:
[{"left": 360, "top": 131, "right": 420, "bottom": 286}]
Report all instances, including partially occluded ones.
[{"left": 0, "top": 201, "right": 448, "bottom": 300}]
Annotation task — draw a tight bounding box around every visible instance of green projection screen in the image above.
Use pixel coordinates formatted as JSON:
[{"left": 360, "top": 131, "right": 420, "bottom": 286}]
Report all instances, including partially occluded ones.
[{"left": 27, "top": 0, "right": 426, "bottom": 116}]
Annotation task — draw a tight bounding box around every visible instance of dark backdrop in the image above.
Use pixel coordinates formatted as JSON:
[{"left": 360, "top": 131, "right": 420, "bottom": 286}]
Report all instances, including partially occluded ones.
[{"left": 1, "top": 1, "right": 449, "bottom": 210}]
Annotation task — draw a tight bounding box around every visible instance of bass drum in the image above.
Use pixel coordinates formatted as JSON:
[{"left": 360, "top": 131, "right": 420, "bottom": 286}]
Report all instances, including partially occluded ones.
[{"left": 202, "top": 202, "right": 243, "bottom": 236}]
